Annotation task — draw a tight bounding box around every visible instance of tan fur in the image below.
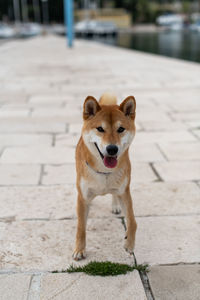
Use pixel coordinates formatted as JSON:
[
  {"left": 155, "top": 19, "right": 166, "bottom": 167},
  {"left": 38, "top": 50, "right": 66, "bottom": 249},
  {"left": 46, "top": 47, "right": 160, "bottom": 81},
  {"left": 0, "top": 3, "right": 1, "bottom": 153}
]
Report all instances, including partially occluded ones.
[
  {"left": 99, "top": 92, "right": 117, "bottom": 106},
  {"left": 73, "top": 94, "right": 137, "bottom": 260}
]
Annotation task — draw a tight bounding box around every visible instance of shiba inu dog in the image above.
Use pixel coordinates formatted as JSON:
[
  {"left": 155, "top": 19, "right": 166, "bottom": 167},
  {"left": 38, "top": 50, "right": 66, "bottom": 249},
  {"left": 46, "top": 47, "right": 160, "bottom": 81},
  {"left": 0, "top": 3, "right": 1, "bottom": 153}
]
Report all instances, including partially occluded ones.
[{"left": 73, "top": 93, "right": 137, "bottom": 260}]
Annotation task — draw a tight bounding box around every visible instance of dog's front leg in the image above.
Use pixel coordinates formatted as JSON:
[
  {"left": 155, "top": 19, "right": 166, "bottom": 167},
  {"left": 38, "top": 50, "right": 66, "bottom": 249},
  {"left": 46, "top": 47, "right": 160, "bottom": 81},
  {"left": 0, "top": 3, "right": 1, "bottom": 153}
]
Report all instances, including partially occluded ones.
[
  {"left": 73, "top": 193, "right": 89, "bottom": 261},
  {"left": 119, "top": 188, "right": 137, "bottom": 254}
]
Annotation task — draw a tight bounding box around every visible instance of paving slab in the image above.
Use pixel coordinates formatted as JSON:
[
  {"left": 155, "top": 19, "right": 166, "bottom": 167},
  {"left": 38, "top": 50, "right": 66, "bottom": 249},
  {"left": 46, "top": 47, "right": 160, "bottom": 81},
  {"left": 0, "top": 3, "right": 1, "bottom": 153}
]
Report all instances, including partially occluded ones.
[
  {"left": 69, "top": 123, "right": 83, "bottom": 134},
  {"left": 0, "top": 185, "right": 76, "bottom": 220},
  {"left": 0, "top": 134, "right": 52, "bottom": 147},
  {"left": 153, "top": 161, "right": 200, "bottom": 181},
  {"left": 129, "top": 143, "right": 165, "bottom": 162},
  {"left": 0, "top": 274, "right": 31, "bottom": 300},
  {"left": 149, "top": 265, "right": 200, "bottom": 300},
  {"left": 135, "top": 216, "right": 200, "bottom": 265},
  {"left": 40, "top": 271, "right": 147, "bottom": 300},
  {"left": 131, "top": 162, "right": 158, "bottom": 182},
  {"left": 0, "top": 185, "right": 120, "bottom": 220},
  {"left": 132, "top": 181, "right": 200, "bottom": 216},
  {"left": 55, "top": 134, "right": 79, "bottom": 147},
  {"left": 139, "top": 121, "right": 187, "bottom": 131},
  {"left": 135, "top": 131, "right": 195, "bottom": 144},
  {"left": 32, "top": 108, "right": 81, "bottom": 118},
  {"left": 136, "top": 111, "right": 171, "bottom": 123},
  {"left": 171, "top": 112, "right": 200, "bottom": 121},
  {"left": 0, "top": 92, "right": 28, "bottom": 104},
  {"left": 1, "top": 181, "right": 199, "bottom": 223},
  {"left": 186, "top": 120, "right": 200, "bottom": 129},
  {"left": 29, "top": 95, "right": 69, "bottom": 104},
  {"left": 0, "top": 147, "right": 75, "bottom": 164},
  {"left": 0, "top": 109, "right": 29, "bottom": 117},
  {"left": 163, "top": 91, "right": 200, "bottom": 108},
  {"left": 0, "top": 119, "right": 66, "bottom": 133},
  {"left": 3, "top": 102, "right": 63, "bottom": 109},
  {"left": 192, "top": 129, "right": 200, "bottom": 139},
  {"left": 159, "top": 142, "right": 200, "bottom": 160},
  {"left": 2, "top": 180, "right": 195, "bottom": 221},
  {"left": 89, "top": 181, "right": 200, "bottom": 218},
  {"left": 42, "top": 162, "right": 157, "bottom": 186},
  {"left": 0, "top": 218, "right": 132, "bottom": 272},
  {"left": 1, "top": 36, "right": 200, "bottom": 298},
  {"left": 42, "top": 164, "right": 76, "bottom": 185},
  {"left": 0, "top": 164, "right": 40, "bottom": 185}
]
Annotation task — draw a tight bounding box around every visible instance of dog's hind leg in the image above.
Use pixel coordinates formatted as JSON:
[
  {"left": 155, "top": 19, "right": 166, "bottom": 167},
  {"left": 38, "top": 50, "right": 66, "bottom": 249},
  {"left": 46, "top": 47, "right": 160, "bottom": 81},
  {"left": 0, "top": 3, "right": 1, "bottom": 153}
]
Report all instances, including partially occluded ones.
[{"left": 112, "top": 195, "right": 121, "bottom": 214}]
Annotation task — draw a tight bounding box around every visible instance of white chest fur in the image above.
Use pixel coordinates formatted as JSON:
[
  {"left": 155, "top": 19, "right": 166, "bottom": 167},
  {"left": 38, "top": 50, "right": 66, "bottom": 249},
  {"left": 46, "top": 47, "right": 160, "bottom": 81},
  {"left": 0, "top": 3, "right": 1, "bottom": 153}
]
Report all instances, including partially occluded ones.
[{"left": 80, "top": 166, "right": 128, "bottom": 201}]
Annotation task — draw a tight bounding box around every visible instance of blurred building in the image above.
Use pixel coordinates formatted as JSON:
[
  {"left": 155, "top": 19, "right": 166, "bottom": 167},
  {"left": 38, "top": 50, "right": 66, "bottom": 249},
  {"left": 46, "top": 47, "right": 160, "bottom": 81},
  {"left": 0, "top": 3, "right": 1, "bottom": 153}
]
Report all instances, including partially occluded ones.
[{"left": 0, "top": 0, "right": 200, "bottom": 24}]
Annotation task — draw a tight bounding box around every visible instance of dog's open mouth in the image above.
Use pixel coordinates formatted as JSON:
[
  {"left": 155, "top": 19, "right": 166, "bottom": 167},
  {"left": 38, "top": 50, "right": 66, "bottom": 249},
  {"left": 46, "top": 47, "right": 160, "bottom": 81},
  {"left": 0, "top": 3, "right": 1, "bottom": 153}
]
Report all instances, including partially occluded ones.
[
  {"left": 94, "top": 143, "right": 117, "bottom": 168},
  {"left": 103, "top": 156, "right": 117, "bottom": 168}
]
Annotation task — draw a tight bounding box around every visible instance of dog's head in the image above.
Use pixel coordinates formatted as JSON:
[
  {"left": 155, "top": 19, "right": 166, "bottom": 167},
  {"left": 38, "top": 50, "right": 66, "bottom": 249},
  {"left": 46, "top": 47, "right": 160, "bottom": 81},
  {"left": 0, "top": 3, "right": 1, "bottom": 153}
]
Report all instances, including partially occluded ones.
[{"left": 82, "top": 96, "right": 136, "bottom": 169}]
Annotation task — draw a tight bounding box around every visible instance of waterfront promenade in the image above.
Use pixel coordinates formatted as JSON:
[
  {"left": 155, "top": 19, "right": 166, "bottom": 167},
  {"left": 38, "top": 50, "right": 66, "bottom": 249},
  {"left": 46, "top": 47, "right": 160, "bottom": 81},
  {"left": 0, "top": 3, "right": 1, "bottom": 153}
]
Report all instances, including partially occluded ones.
[{"left": 0, "top": 36, "right": 200, "bottom": 299}]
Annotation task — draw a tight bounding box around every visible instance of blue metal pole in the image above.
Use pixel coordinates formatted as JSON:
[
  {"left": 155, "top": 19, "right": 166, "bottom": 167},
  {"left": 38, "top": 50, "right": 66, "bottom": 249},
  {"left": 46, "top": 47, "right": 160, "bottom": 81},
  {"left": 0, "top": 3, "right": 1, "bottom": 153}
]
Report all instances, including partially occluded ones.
[{"left": 64, "top": 0, "right": 74, "bottom": 48}]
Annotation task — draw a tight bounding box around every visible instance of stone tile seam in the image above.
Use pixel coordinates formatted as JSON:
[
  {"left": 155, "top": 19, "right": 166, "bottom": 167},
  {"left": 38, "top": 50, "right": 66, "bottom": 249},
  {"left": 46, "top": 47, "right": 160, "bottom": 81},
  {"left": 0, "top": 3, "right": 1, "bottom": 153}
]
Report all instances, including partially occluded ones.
[
  {"left": 26, "top": 94, "right": 32, "bottom": 103},
  {"left": 149, "top": 163, "right": 163, "bottom": 182},
  {"left": 120, "top": 217, "right": 155, "bottom": 300},
  {"left": 195, "top": 181, "right": 200, "bottom": 189},
  {"left": 157, "top": 262, "right": 200, "bottom": 267},
  {"left": 166, "top": 111, "right": 175, "bottom": 122},
  {"left": 0, "top": 130, "right": 67, "bottom": 134},
  {"left": 27, "top": 274, "right": 42, "bottom": 300},
  {"left": 139, "top": 272, "right": 155, "bottom": 300},
  {"left": 45, "top": 273, "right": 84, "bottom": 300},
  {"left": 0, "top": 262, "right": 199, "bottom": 276},
  {"left": 38, "top": 165, "right": 45, "bottom": 186},
  {"left": 189, "top": 129, "right": 200, "bottom": 141},
  {"left": 152, "top": 98, "right": 174, "bottom": 113},
  {"left": 155, "top": 143, "right": 169, "bottom": 161},
  {"left": 51, "top": 134, "right": 56, "bottom": 146},
  {"left": 0, "top": 182, "right": 153, "bottom": 187},
  {"left": 1, "top": 213, "right": 200, "bottom": 223},
  {"left": 0, "top": 132, "right": 54, "bottom": 136},
  {"left": 29, "top": 107, "right": 34, "bottom": 117},
  {"left": 136, "top": 121, "right": 145, "bottom": 131},
  {"left": 0, "top": 146, "right": 5, "bottom": 158},
  {"left": 65, "top": 123, "right": 69, "bottom": 133},
  {"left": 136, "top": 213, "right": 200, "bottom": 218},
  {"left": 26, "top": 274, "right": 34, "bottom": 300}
]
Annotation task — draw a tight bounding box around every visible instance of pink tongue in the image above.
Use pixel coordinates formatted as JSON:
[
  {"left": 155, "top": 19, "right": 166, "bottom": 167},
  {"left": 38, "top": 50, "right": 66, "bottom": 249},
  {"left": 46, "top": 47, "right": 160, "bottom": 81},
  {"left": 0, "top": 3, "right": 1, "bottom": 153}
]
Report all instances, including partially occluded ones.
[{"left": 103, "top": 156, "right": 117, "bottom": 168}]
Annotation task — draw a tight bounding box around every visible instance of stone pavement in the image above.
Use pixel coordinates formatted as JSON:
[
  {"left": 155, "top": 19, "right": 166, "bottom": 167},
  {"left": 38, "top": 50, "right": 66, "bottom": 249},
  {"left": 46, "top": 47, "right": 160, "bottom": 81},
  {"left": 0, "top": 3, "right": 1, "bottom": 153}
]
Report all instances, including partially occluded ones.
[{"left": 0, "top": 36, "right": 200, "bottom": 300}]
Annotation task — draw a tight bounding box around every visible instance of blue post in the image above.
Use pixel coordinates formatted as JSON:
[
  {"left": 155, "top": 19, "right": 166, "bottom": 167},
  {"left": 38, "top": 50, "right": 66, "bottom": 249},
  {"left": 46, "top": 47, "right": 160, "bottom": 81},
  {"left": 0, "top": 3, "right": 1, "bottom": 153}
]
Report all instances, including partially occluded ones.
[{"left": 64, "top": 0, "right": 74, "bottom": 47}]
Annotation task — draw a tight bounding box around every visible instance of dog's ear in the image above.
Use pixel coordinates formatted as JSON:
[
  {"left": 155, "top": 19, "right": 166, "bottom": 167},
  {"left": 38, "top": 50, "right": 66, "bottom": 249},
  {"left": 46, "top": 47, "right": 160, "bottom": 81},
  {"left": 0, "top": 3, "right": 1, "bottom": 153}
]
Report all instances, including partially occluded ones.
[
  {"left": 83, "top": 96, "right": 101, "bottom": 120},
  {"left": 119, "top": 96, "right": 136, "bottom": 119}
]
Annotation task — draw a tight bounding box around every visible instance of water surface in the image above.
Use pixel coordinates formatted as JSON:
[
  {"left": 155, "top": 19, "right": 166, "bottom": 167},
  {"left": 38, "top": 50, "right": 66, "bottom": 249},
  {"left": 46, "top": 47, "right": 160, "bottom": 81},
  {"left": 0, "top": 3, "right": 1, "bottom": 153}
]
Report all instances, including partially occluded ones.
[{"left": 93, "top": 31, "right": 200, "bottom": 63}]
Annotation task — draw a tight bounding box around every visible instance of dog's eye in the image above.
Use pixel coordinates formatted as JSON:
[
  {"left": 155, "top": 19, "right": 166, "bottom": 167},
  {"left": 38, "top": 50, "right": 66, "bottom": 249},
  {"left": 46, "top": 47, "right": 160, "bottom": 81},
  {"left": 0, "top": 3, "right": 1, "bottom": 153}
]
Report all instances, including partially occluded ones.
[
  {"left": 117, "top": 127, "right": 125, "bottom": 133},
  {"left": 96, "top": 126, "right": 104, "bottom": 132}
]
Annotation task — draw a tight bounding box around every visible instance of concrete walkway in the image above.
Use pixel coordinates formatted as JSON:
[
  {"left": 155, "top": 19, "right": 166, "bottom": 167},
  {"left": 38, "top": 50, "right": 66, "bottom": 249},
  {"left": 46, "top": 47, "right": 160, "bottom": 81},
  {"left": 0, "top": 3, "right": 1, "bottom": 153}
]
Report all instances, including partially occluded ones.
[{"left": 0, "top": 36, "right": 200, "bottom": 300}]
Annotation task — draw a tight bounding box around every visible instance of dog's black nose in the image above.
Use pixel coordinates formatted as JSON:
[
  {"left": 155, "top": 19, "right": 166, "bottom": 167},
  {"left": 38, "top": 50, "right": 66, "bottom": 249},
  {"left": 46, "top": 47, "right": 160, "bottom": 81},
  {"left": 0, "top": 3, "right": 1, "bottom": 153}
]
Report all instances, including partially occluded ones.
[{"left": 106, "top": 145, "right": 118, "bottom": 156}]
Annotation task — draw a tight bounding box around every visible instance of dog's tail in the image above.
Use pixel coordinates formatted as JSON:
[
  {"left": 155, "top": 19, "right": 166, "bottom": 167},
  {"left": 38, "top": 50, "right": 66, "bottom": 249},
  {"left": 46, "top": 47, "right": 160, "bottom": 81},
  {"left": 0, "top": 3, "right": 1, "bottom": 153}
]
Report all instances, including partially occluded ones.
[{"left": 99, "top": 92, "right": 117, "bottom": 106}]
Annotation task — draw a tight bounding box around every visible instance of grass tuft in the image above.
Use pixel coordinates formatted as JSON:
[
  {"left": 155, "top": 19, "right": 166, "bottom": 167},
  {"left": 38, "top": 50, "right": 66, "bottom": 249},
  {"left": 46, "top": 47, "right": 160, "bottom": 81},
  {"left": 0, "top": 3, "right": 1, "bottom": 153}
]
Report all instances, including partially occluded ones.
[{"left": 52, "top": 261, "right": 149, "bottom": 276}]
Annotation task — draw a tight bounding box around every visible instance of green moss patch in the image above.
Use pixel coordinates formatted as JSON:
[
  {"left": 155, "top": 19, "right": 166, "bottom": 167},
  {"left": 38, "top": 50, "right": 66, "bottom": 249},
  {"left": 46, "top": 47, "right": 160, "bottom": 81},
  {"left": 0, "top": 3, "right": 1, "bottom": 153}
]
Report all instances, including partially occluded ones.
[{"left": 52, "top": 261, "right": 149, "bottom": 276}]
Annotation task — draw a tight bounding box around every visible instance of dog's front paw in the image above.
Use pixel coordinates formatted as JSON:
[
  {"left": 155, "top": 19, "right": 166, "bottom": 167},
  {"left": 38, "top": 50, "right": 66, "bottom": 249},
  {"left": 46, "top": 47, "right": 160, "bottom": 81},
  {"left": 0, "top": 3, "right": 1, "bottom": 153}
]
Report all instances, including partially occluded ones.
[
  {"left": 72, "top": 249, "right": 86, "bottom": 261},
  {"left": 124, "top": 238, "right": 135, "bottom": 255}
]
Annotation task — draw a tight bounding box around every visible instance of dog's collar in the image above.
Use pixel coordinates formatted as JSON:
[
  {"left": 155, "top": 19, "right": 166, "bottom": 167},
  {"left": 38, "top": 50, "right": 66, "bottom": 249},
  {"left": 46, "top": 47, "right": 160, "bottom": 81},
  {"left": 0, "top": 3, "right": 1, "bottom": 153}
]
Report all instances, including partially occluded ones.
[{"left": 86, "top": 161, "right": 112, "bottom": 175}]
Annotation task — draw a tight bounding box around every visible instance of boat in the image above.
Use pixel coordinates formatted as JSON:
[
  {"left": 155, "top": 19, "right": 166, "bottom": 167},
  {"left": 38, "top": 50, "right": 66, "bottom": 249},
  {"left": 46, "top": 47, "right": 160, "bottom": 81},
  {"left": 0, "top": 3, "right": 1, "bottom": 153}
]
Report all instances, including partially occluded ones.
[
  {"left": 190, "top": 21, "right": 200, "bottom": 33},
  {"left": 19, "top": 23, "right": 41, "bottom": 38},
  {"left": 156, "top": 14, "right": 184, "bottom": 31},
  {"left": 75, "top": 20, "right": 118, "bottom": 37},
  {"left": 51, "top": 24, "right": 66, "bottom": 36},
  {"left": 0, "top": 23, "right": 15, "bottom": 39}
]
